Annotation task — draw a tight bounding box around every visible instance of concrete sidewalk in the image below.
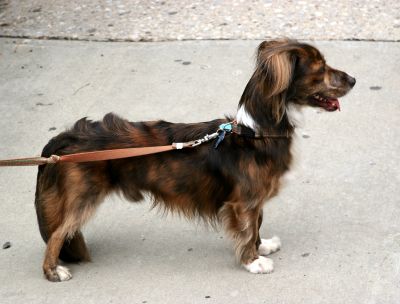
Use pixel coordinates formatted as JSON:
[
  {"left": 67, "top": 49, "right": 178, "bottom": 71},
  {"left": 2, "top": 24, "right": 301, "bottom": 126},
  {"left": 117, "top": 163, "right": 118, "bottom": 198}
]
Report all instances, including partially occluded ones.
[
  {"left": 1, "top": 0, "right": 399, "bottom": 41},
  {"left": 0, "top": 38, "right": 399, "bottom": 304}
]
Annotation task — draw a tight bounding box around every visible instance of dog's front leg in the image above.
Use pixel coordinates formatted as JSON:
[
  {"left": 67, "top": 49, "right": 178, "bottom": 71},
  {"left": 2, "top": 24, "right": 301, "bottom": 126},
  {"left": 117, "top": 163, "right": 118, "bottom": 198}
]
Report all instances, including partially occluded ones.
[
  {"left": 219, "top": 202, "right": 274, "bottom": 274},
  {"left": 256, "top": 209, "right": 281, "bottom": 257}
]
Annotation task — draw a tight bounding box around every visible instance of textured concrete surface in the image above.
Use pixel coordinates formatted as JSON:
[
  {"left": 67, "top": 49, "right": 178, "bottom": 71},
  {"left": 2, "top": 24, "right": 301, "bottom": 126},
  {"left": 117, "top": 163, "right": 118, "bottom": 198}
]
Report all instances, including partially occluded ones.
[
  {"left": 0, "top": 0, "right": 399, "bottom": 41},
  {"left": 0, "top": 38, "right": 399, "bottom": 303}
]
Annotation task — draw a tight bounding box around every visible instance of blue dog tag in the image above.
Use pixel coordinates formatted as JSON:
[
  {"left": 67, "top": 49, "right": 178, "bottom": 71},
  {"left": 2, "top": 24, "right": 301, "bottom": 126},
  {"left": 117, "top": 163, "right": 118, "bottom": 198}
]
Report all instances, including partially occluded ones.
[
  {"left": 214, "top": 123, "right": 233, "bottom": 149},
  {"left": 219, "top": 123, "right": 232, "bottom": 132},
  {"left": 214, "top": 131, "right": 226, "bottom": 149}
]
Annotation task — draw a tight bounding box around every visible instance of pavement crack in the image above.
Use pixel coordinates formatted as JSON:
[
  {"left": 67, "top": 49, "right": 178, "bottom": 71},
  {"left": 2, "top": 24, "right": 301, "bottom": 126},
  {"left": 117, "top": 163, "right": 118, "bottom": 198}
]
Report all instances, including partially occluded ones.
[{"left": 73, "top": 82, "right": 90, "bottom": 96}]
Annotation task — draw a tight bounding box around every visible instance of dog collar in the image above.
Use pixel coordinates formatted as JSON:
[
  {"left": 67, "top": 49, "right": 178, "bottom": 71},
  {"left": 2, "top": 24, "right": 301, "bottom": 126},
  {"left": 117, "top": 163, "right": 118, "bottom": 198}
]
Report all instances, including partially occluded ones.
[
  {"left": 214, "top": 121, "right": 290, "bottom": 149},
  {"left": 232, "top": 122, "right": 291, "bottom": 139}
]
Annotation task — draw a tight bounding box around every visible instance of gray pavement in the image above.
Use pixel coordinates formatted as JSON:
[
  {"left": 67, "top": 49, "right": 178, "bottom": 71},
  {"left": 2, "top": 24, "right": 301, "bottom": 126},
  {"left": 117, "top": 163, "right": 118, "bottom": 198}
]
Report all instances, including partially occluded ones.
[
  {"left": 0, "top": 1, "right": 399, "bottom": 302},
  {"left": 0, "top": 0, "right": 399, "bottom": 41},
  {"left": 0, "top": 38, "right": 399, "bottom": 304}
]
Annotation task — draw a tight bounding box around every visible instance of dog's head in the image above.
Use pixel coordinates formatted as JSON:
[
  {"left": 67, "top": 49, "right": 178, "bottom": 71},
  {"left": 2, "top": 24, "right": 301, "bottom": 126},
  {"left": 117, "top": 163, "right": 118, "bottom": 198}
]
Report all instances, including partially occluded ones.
[{"left": 253, "top": 39, "right": 355, "bottom": 122}]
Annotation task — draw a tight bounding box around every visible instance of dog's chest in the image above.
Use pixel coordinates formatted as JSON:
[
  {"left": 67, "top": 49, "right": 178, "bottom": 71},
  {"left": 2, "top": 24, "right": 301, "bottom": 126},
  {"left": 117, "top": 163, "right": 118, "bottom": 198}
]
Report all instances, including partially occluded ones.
[{"left": 243, "top": 143, "right": 293, "bottom": 199}]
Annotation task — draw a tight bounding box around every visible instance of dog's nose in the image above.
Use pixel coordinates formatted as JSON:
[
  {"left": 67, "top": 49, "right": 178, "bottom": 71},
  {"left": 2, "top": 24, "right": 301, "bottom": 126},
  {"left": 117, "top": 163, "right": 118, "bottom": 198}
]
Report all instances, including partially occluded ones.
[{"left": 347, "top": 75, "right": 356, "bottom": 88}]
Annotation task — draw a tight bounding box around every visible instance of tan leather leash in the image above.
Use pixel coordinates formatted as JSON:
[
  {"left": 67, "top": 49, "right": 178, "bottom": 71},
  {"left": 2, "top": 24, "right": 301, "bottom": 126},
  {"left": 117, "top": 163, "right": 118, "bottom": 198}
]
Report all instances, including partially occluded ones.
[
  {"left": 0, "top": 121, "right": 290, "bottom": 167},
  {"left": 0, "top": 140, "right": 203, "bottom": 166},
  {"left": 0, "top": 144, "right": 180, "bottom": 166},
  {"left": 0, "top": 130, "right": 219, "bottom": 167}
]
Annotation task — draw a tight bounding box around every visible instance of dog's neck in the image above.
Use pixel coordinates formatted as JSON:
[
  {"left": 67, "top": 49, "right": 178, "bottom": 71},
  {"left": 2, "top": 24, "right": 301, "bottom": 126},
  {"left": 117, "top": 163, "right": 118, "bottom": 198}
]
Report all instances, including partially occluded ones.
[
  {"left": 285, "top": 103, "right": 303, "bottom": 128},
  {"left": 236, "top": 105, "right": 258, "bottom": 130},
  {"left": 236, "top": 104, "right": 299, "bottom": 132},
  {"left": 236, "top": 71, "right": 297, "bottom": 133}
]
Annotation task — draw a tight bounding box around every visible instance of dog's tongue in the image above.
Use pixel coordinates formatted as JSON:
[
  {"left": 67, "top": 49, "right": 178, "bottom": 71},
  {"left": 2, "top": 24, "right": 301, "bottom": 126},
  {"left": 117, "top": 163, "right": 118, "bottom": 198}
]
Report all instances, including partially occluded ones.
[{"left": 327, "top": 98, "right": 340, "bottom": 111}]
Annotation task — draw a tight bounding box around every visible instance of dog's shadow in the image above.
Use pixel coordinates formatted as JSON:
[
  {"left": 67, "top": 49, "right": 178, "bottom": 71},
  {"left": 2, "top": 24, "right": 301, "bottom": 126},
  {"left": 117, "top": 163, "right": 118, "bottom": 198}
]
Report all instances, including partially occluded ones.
[{"left": 76, "top": 209, "right": 235, "bottom": 275}]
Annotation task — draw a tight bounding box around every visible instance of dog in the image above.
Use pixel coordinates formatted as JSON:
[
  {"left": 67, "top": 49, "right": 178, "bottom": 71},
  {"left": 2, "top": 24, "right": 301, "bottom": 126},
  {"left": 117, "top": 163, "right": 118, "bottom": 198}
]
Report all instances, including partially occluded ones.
[{"left": 34, "top": 39, "right": 355, "bottom": 281}]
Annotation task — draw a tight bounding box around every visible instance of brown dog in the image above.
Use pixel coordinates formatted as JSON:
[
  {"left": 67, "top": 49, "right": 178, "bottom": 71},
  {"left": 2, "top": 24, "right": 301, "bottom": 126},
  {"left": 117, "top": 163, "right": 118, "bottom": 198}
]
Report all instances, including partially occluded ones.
[{"left": 34, "top": 39, "right": 355, "bottom": 281}]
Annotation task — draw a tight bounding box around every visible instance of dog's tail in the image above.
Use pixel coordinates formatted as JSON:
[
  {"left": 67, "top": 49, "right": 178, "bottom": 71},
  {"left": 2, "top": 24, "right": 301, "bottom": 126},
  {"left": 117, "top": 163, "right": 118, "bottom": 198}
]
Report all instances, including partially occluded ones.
[
  {"left": 34, "top": 138, "right": 90, "bottom": 262},
  {"left": 34, "top": 141, "right": 53, "bottom": 244}
]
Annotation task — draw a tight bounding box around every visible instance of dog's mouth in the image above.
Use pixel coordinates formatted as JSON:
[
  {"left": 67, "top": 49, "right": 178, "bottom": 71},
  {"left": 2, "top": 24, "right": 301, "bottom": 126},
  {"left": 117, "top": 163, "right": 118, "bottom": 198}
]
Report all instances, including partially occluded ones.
[{"left": 310, "top": 93, "right": 340, "bottom": 111}]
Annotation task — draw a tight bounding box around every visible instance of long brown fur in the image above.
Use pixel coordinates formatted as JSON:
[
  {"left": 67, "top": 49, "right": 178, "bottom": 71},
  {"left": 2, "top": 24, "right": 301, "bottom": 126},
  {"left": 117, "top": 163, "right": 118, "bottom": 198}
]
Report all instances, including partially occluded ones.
[{"left": 34, "top": 39, "right": 355, "bottom": 281}]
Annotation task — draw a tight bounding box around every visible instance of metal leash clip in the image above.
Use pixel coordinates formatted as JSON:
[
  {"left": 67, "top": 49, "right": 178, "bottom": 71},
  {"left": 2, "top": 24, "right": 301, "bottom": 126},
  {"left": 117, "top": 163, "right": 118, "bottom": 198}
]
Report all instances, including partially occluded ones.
[
  {"left": 191, "top": 132, "right": 219, "bottom": 147},
  {"left": 188, "top": 121, "right": 234, "bottom": 148}
]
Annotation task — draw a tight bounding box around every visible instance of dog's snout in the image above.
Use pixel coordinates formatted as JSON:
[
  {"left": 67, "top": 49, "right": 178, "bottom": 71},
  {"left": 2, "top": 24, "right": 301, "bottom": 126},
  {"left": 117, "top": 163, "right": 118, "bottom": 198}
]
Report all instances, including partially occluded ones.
[{"left": 347, "top": 75, "right": 356, "bottom": 88}]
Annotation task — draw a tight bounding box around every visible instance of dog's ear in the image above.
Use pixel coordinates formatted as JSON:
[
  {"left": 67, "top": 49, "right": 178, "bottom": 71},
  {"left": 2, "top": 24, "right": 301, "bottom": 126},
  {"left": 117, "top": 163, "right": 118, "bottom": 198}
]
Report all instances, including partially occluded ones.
[
  {"left": 256, "top": 40, "right": 299, "bottom": 122},
  {"left": 257, "top": 40, "right": 298, "bottom": 96}
]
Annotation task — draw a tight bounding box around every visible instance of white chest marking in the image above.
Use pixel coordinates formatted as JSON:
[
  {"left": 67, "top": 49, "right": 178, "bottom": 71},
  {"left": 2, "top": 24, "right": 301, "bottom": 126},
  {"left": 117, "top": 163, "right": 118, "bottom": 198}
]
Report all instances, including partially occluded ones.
[
  {"left": 286, "top": 103, "right": 304, "bottom": 128},
  {"left": 236, "top": 105, "right": 257, "bottom": 130}
]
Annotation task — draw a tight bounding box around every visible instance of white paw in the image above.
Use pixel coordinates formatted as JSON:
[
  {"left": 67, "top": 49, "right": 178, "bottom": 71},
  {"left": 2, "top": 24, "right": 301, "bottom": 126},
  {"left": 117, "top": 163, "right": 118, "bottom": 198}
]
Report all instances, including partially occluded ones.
[
  {"left": 259, "top": 236, "right": 281, "bottom": 256},
  {"left": 56, "top": 265, "right": 72, "bottom": 281},
  {"left": 243, "top": 256, "right": 274, "bottom": 274}
]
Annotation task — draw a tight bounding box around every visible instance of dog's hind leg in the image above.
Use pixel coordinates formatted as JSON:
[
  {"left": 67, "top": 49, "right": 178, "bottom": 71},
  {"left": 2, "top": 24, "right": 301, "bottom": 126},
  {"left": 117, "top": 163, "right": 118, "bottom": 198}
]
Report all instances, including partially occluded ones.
[
  {"left": 38, "top": 175, "right": 105, "bottom": 282},
  {"left": 220, "top": 202, "right": 274, "bottom": 274},
  {"left": 43, "top": 224, "right": 74, "bottom": 282},
  {"left": 38, "top": 164, "right": 107, "bottom": 282},
  {"left": 59, "top": 230, "right": 91, "bottom": 263},
  {"left": 42, "top": 201, "right": 100, "bottom": 282}
]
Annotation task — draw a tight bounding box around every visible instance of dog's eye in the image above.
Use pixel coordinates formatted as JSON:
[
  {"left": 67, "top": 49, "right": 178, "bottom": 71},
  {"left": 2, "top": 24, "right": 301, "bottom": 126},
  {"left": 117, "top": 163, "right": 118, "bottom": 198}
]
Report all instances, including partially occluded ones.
[{"left": 317, "top": 66, "right": 326, "bottom": 74}]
